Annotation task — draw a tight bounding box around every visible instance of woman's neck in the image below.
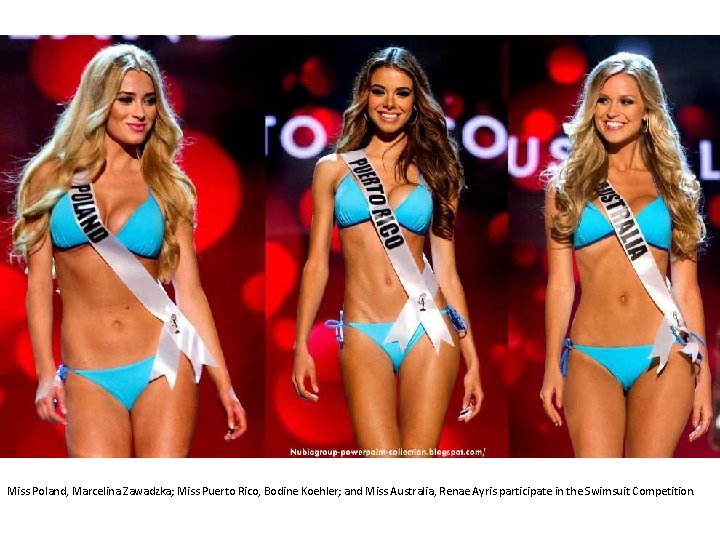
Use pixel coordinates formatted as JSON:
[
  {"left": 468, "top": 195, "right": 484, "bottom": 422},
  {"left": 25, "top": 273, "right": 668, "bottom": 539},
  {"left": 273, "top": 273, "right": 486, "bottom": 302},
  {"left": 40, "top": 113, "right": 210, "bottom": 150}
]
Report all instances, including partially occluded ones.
[
  {"left": 103, "top": 135, "right": 142, "bottom": 173},
  {"left": 606, "top": 136, "right": 647, "bottom": 172},
  {"left": 365, "top": 131, "right": 407, "bottom": 165}
]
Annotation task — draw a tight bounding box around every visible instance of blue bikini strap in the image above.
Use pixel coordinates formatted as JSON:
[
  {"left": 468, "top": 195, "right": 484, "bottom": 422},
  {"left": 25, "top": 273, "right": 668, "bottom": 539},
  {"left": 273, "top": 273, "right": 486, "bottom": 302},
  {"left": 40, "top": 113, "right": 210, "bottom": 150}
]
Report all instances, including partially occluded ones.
[
  {"left": 325, "top": 310, "right": 345, "bottom": 344},
  {"left": 560, "top": 338, "right": 573, "bottom": 376},
  {"left": 56, "top": 364, "right": 68, "bottom": 382},
  {"left": 670, "top": 326, "right": 705, "bottom": 347}
]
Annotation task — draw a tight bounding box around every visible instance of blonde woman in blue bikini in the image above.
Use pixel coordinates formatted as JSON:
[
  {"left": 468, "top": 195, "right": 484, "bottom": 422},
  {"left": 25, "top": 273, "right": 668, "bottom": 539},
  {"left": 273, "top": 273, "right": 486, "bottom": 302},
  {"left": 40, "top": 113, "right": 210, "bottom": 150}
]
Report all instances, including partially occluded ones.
[
  {"left": 292, "top": 47, "right": 483, "bottom": 456},
  {"left": 13, "top": 44, "right": 246, "bottom": 457},
  {"left": 541, "top": 52, "right": 712, "bottom": 457}
]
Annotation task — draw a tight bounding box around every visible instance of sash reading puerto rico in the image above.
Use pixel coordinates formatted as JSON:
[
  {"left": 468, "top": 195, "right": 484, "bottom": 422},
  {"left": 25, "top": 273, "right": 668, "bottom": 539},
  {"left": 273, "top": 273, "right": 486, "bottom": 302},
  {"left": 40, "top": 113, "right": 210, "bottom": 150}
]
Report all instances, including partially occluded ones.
[{"left": 341, "top": 150, "right": 453, "bottom": 354}]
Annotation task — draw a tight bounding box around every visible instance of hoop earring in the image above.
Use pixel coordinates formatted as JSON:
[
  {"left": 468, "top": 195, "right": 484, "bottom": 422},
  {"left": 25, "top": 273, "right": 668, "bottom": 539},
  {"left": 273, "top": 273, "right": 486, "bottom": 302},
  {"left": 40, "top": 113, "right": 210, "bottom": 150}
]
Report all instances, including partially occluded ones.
[
  {"left": 642, "top": 118, "right": 649, "bottom": 134},
  {"left": 409, "top": 106, "right": 418, "bottom": 126}
]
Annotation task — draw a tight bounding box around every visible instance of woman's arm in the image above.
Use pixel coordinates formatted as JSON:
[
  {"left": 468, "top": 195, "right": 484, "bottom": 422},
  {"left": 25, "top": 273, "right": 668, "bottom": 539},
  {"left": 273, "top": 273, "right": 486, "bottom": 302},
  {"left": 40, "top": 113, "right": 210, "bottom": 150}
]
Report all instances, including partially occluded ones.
[
  {"left": 291, "top": 157, "right": 337, "bottom": 402},
  {"left": 429, "top": 198, "right": 483, "bottom": 422},
  {"left": 671, "top": 253, "right": 712, "bottom": 442},
  {"left": 541, "top": 188, "right": 575, "bottom": 427},
  {"left": 27, "top": 232, "right": 65, "bottom": 423},
  {"left": 172, "top": 220, "right": 246, "bottom": 440},
  {"left": 22, "top": 162, "right": 66, "bottom": 423}
]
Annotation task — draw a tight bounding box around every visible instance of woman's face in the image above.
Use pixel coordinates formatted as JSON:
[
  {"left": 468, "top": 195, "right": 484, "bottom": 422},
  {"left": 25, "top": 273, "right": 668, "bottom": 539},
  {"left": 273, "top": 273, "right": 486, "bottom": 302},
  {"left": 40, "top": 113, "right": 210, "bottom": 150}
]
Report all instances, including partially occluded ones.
[
  {"left": 105, "top": 69, "right": 158, "bottom": 147},
  {"left": 366, "top": 66, "right": 415, "bottom": 134},
  {"left": 593, "top": 72, "right": 647, "bottom": 146}
]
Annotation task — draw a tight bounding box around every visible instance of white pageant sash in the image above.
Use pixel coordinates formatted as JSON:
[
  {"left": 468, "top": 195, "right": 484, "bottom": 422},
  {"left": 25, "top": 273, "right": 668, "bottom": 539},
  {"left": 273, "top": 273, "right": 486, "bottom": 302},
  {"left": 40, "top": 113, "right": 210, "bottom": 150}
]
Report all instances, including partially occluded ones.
[
  {"left": 68, "top": 177, "right": 217, "bottom": 388},
  {"left": 597, "top": 179, "right": 702, "bottom": 371},
  {"left": 341, "top": 151, "right": 453, "bottom": 354}
]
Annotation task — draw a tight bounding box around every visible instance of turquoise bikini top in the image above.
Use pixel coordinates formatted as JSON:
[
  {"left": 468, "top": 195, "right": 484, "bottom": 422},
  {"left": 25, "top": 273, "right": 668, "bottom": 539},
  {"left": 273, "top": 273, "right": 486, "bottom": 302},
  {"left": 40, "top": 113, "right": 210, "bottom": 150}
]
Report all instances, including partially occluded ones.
[
  {"left": 574, "top": 196, "right": 671, "bottom": 251},
  {"left": 49, "top": 191, "right": 165, "bottom": 258},
  {"left": 334, "top": 172, "right": 433, "bottom": 235}
]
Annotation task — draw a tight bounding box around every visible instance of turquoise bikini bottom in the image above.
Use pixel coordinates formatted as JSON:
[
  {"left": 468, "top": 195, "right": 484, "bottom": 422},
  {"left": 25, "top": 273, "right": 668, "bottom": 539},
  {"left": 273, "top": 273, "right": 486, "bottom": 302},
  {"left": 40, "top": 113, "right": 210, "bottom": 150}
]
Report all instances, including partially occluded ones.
[
  {"left": 326, "top": 308, "right": 451, "bottom": 373},
  {"left": 57, "top": 356, "right": 156, "bottom": 411},
  {"left": 561, "top": 339, "right": 653, "bottom": 392}
]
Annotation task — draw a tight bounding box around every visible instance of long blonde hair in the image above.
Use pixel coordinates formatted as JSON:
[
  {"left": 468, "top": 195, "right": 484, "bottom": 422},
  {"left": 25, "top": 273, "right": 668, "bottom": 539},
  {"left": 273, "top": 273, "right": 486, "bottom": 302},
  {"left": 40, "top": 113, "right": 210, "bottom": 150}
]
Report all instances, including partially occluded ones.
[
  {"left": 12, "top": 43, "right": 195, "bottom": 280},
  {"left": 336, "top": 46, "right": 464, "bottom": 240},
  {"left": 547, "top": 52, "right": 704, "bottom": 259}
]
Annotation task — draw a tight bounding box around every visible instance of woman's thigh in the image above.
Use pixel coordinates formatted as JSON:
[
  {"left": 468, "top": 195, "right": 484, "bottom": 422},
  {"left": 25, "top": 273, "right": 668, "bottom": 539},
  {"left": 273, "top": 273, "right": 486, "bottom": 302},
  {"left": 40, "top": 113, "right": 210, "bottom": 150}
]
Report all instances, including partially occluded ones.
[
  {"left": 340, "top": 327, "right": 400, "bottom": 456},
  {"left": 397, "top": 335, "right": 460, "bottom": 457},
  {"left": 625, "top": 351, "right": 695, "bottom": 457},
  {"left": 64, "top": 373, "right": 133, "bottom": 457},
  {"left": 131, "top": 357, "right": 198, "bottom": 458},
  {"left": 564, "top": 349, "right": 626, "bottom": 457}
]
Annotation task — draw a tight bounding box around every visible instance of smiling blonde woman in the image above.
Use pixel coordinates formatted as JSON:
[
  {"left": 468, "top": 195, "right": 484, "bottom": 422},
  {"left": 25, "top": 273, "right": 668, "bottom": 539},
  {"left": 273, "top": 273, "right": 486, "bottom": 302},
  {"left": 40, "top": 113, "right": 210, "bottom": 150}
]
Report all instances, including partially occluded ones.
[
  {"left": 13, "top": 44, "right": 246, "bottom": 457},
  {"left": 541, "top": 52, "right": 712, "bottom": 457}
]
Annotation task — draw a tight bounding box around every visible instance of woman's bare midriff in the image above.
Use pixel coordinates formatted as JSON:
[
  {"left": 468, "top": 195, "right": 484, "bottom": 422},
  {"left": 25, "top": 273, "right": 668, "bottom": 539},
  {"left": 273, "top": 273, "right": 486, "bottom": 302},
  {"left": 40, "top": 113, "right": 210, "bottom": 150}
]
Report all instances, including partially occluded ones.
[
  {"left": 571, "top": 238, "right": 668, "bottom": 345},
  {"left": 339, "top": 222, "right": 447, "bottom": 322},
  {"left": 54, "top": 245, "right": 163, "bottom": 369}
]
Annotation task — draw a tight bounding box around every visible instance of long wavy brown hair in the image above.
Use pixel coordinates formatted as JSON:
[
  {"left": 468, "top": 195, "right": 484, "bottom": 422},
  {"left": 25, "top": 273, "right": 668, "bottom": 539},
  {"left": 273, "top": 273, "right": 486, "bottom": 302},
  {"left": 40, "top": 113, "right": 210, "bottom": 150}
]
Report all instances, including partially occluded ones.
[
  {"left": 546, "top": 52, "right": 704, "bottom": 260},
  {"left": 335, "top": 46, "right": 464, "bottom": 239},
  {"left": 12, "top": 43, "right": 195, "bottom": 280}
]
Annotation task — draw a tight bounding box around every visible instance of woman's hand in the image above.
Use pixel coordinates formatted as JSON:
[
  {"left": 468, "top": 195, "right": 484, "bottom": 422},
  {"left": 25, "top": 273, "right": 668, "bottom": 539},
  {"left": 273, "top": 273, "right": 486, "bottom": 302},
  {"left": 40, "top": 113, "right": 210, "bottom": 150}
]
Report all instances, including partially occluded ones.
[
  {"left": 292, "top": 349, "right": 319, "bottom": 402},
  {"left": 540, "top": 367, "right": 564, "bottom": 427},
  {"left": 689, "top": 367, "right": 712, "bottom": 443},
  {"left": 218, "top": 387, "right": 247, "bottom": 441},
  {"left": 35, "top": 373, "right": 66, "bottom": 425},
  {"left": 458, "top": 364, "right": 483, "bottom": 422}
]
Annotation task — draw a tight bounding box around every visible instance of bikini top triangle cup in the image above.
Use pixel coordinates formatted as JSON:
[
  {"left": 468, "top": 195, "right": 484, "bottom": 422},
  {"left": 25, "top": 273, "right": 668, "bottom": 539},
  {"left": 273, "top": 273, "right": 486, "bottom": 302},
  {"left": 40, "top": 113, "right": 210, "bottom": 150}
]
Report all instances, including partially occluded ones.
[
  {"left": 50, "top": 190, "right": 165, "bottom": 258},
  {"left": 573, "top": 196, "right": 671, "bottom": 251},
  {"left": 334, "top": 171, "right": 433, "bottom": 235}
]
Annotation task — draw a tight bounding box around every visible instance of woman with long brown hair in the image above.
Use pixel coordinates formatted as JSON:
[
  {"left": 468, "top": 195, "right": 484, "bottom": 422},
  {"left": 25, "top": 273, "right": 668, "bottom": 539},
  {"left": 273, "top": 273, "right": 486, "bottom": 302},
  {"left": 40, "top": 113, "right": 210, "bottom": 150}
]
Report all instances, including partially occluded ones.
[
  {"left": 541, "top": 52, "right": 712, "bottom": 456},
  {"left": 292, "top": 46, "right": 483, "bottom": 456},
  {"left": 13, "top": 44, "right": 246, "bottom": 456}
]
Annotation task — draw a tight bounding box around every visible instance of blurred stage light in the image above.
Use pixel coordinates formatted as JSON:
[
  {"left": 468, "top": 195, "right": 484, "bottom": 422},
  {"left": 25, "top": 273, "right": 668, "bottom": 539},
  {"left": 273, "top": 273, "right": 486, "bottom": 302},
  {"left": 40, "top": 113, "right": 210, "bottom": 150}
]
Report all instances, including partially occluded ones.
[
  {"left": 299, "top": 188, "right": 313, "bottom": 229},
  {"left": 522, "top": 339, "right": 544, "bottom": 363},
  {"left": 0, "top": 264, "right": 28, "bottom": 332},
  {"left": 180, "top": 130, "right": 242, "bottom": 253},
  {"left": 13, "top": 328, "right": 37, "bottom": 379},
  {"left": 488, "top": 212, "right": 508, "bottom": 244},
  {"left": 299, "top": 56, "right": 334, "bottom": 98},
  {"left": 522, "top": 108, "right": 557, "bottom": 143},
  {"left": 533, "top": 284, "right": 546, "bottom": 303},
  {"left": 547, "top": 46, "right": 587, "bottom": 85},
  {"left": 677, "top": 105, "right": 716, "bottom": 140},
  {"left": 272, "top": 318, "right": 296, "bottom": 352},
  {"left": 442, "top": 90, "right": 465, "bottom": 120},
  {"left": 30, "top": 36, "right": 111, "bottom": 102},
  {"left": 490, "top": 343, "right": 507, "bottom": 362},
  {"left": 241, "top": 271, "right": 264, "bottom": 314},
  {"left": 512, "top": 244, "right": 539, "bottom": 267},
  {"left": 11, "top": 325, "right": 61, "bottom": 379},
  {"left": 282, "top": 72, "right": 298, "bottom": 92},
  {"left": 265, "top": 242, "right": 297, "bottom": 317}
]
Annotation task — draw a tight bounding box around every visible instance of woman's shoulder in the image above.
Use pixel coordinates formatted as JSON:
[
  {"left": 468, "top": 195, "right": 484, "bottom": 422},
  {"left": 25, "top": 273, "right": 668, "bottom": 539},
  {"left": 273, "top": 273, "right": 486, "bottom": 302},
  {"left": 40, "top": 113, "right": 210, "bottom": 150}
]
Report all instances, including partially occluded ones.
[
  {"left": 316, "top": 152, "right": 346, "bottom": 169},
  {"left": 313, "top": 153, "right": 350, "bottom": 188}
]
